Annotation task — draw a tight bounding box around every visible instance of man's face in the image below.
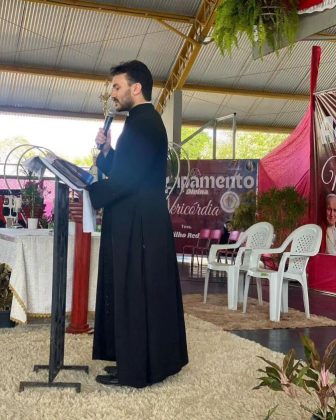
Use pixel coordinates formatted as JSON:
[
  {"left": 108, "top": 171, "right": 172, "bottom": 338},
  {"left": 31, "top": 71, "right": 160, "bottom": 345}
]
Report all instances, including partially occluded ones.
[
  {"left": 326, "top": 196, "right": 336, "bottom": 226},
  {"left": 111, "top": 73, "right": 135, "bottom": 112}
]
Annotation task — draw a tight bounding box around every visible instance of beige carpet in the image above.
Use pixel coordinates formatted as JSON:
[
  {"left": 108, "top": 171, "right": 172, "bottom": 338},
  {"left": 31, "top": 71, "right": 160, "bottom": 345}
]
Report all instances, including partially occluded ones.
[
  {"left": 183, "top": 293, "right": 336, "bottom": 330},
  {"left": 0, "top": 315, "right": 315, "bottom": 420}
]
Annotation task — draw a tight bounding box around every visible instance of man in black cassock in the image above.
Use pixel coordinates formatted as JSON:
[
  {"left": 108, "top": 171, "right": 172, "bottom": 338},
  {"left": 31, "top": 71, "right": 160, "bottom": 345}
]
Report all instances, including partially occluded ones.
[{"left": 87, "top": 60, "right": 188, "bottom": 388}]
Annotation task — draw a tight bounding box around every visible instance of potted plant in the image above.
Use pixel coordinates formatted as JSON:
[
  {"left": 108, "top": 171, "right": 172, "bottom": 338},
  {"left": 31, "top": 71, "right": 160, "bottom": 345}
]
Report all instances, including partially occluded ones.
[
  {"left": 231, "top": 187, "right": 307, "bottom": 268},
  {"left": 232, "top": 190, "right": 257, "bottom": 231},
  {"left": 0, "top": 263, "right": 15, "bottom": 328},
  {"left": 213, "top": 0, "right": 299, "bottom": 55},
  {"left": 21, "top": 178, "right": 45, "bottom": 228},
  {"left": 255, "top": 335, "right": 336, "bottom": 419},
  {"left": 257, "top": 186, "right": 308, "bottom": 246}
]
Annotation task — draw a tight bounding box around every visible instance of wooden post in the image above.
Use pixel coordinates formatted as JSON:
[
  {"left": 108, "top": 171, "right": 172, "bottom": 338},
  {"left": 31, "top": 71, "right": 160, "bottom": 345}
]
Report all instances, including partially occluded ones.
[{"left": 66, "top": 200, "right": 91, "bottom": 334}]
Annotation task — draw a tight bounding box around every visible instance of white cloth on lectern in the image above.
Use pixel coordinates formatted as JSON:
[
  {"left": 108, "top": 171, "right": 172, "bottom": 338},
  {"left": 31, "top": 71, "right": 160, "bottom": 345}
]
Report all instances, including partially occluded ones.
[{"left": 82, "top": 189, "right": 96, "bottom": 233}]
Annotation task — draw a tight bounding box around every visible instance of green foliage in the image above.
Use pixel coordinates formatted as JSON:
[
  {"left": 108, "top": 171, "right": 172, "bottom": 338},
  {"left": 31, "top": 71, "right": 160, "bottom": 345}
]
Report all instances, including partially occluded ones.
[
  {"left": 213, "top": 0, "right": 257, "bottom": 55},
  {"left": 213, "top": 0, "right": 299, "bottom": 56},
  {"left": 231, "top": 186, "right": 307, "bottom": 240},
  {"left": 217, "top": 131, "right": 286, "bottom": 159},
  {"left": 263, "top": 406, "right": 279, "bottom": 420},
  {"left": 181, "top": 127, "right": 212, "bottom": 159},
  {"left": 73, "top": 154, "right": 93, "bottom": 167},
  {"left": 21, "top": 178, "right": 45, "bottom": 219},
  {"left": 257, "top": 186, "right": 308, "bottom": 245},
  {"left": 39, "top": 213, "right": 54, "bottom": 229},
  {"left": 0, "top": 263, "right": 13, "bottom": 311},
  {"left": 232, "top": 190, "right": 257, "bottom": 230},
  {"left": 181, "top": 127, "right": 286, "bottom": 160},
  {"left": 0, "top": 136, "right": 31, "bottom": 162},
  {"left": 255, "top": 336, "right": 336, "bottom": 419}
]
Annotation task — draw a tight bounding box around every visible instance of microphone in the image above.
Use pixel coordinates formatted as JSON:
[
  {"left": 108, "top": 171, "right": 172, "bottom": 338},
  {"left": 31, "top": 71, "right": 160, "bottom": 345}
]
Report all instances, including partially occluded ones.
[{"left": 98, "top": 112, "right": 116, "bottom": 150}]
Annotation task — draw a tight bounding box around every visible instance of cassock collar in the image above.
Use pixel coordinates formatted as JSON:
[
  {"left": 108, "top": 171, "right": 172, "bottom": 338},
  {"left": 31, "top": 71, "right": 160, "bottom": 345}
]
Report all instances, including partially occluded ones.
[{"left": 129, "top": 102, "right": 154, "bottom": 117}]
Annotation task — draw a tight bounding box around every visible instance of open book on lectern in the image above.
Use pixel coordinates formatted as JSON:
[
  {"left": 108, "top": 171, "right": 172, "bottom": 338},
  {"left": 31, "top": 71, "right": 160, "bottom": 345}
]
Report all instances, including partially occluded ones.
[
  {"left": 22, "top": 154, "right": 94, "bottom": 191},
  {"left": 40, "top": 154, "right": 94, "bottom": 190}
]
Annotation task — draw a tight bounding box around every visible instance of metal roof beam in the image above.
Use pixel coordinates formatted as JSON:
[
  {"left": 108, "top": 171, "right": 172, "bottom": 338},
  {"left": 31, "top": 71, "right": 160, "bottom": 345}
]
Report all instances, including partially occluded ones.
[
  {"left": 0, "top": 64, "right": 309, "bottom": 101},
  {"left": 156, "top": 0, "right": 221, "bottom": 114},
  {"left": 23, "top": 0, "right": 194, "bottom": 23},
  {"left": 183, "top": 119, "right": 293, "bottom": 133},
  {"left": 183, "top": 83, "right": 309, "bottom": 101},
  {"left": 0, "top": 64, "right": 109, "bottom": 82},
  {"left": 0, "top": 106, "right": 294, "bottom": 133}
]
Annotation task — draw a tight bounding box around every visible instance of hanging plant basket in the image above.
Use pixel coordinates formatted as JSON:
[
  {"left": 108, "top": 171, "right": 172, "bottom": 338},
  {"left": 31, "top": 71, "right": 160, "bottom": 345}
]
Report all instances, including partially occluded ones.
[{"left": 213, "top": 0, "right": 299, "bottom": 56}]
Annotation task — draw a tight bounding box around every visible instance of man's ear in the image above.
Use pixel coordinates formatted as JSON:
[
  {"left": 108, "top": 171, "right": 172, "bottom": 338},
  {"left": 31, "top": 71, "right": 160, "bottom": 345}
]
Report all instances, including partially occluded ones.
[{"left": 132, "top": 82, "right": 142, "bottom": 97}]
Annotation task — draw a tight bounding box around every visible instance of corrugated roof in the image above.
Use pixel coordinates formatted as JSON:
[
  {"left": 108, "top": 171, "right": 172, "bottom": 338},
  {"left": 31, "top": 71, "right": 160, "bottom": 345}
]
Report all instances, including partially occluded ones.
[
  {"left": 93, "top": 0, "right": 201, "bottom": 17},
  {"left": 1, "top": 0, "right": 336, "bottom": 133}
]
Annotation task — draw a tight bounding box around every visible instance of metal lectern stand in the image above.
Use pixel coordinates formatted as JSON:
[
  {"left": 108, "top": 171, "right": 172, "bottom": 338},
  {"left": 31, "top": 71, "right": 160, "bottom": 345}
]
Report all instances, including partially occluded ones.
[{"left": 19, "top": 178, "right": 89, "bottom": 393}]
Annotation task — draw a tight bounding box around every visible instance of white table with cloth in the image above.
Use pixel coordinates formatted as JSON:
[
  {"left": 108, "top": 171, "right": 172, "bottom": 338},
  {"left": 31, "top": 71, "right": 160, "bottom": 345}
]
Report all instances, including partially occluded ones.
[{"left": 0, "top": 228, "right": 100, "bottom": 323}]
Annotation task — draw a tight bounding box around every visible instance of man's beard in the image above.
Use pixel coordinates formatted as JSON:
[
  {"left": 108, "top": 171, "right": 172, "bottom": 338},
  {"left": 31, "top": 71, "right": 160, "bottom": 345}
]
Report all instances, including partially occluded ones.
[{"left": 114, "top": 95, "right": 134, "bottom": 112}]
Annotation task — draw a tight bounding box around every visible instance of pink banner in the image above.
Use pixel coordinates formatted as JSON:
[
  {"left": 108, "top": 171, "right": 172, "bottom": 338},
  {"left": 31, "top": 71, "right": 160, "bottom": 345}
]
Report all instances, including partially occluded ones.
[
  {"left": 313, "top": 90, "right": 336, "bottom": 254},
  {"left": 169, "top": 159, "right": 258, "bottom": 253}
]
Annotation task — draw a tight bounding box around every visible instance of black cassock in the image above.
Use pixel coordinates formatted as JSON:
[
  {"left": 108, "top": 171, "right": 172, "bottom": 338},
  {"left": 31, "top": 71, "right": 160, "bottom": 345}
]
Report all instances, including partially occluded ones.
[{"left": 87, "top": 103, "right": 188, "bottom": 387}]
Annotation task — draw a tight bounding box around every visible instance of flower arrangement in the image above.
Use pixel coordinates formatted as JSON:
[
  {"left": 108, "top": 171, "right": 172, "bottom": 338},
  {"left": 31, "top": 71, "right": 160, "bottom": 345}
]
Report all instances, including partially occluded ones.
[
  {"left": 255, "top": 335, "right": 336, "bottom": 419},
  {"left": 213, "top": 0, "right": 299, "bottom": 56}
]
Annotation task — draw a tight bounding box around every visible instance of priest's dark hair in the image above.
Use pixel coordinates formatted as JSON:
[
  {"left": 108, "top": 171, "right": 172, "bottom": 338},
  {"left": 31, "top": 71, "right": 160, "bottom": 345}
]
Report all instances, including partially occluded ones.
[{"left": 110, "top": 60, "right": 153, "bottom": 101}]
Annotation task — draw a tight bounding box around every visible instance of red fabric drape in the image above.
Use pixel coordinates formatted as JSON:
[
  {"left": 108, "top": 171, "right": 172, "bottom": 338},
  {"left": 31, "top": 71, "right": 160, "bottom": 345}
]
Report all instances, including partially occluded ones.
[
  {"left": 307, "top": 254, "right": 336, "bottom": 293},
  {"left": 258, "top": 109, "right": 312, "bottom": 198},
  {"left": 258, "top": 46, "right": 321, "bottom": 207},
  {"left": 299, "top": 0, "right": 323, "bottom": 10}
]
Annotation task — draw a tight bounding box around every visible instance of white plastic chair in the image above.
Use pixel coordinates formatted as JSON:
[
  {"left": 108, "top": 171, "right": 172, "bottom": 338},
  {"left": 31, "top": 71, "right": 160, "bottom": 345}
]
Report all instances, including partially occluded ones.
[
  {"left": 203, "top": 222, "right": 274, "bottom": 310},
  {"left": 243, "top": 224, "right": 322, "bottom": 322}
]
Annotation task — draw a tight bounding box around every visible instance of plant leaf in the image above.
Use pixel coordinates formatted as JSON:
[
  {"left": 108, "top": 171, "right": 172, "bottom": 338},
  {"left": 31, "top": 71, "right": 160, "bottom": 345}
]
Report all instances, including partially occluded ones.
[
  {"left": 265, "top": 366, "right": 281, "bottom": 380},
  {"left": 263, "top": 405, "right": 278, "bottom": 420},
  {"left": 283, "top": 348, "right": 296, "bottom": 374},
  {"left": 305, "top": 368, "right": 319, "bottom": 381},
  {"left": 322, "top": 338, "right": 336, "bottom": 374},
  {"left": 293, "top": 366, "right": 310, "bottom": 386},
  {"left": 258, "top": 355, "right": 281, "bottom": 371},
  {"left": 301, "top": 335, "right": 321, "bottom": 370},
  {"left": 304, "top": 379, "right": 320, "bottom": 391},
  {"left": 255, "top": 376, "right": 283, "bottom": 391}
]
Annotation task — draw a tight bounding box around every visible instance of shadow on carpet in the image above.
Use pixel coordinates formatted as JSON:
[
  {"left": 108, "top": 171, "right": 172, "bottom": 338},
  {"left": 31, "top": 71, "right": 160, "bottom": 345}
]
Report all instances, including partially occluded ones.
[{"left": 183, "top": 293, "right": 336, "bottom": 330}]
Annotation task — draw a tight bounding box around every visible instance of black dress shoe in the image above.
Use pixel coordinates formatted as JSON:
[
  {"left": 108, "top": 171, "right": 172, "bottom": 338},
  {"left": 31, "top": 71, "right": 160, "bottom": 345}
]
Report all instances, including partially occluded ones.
[
  {"left": 104, "top": 366, "right": 118, "bottom": 375},
  {"left": 95, "top": 374, "right": 121, "bottom": 386}
]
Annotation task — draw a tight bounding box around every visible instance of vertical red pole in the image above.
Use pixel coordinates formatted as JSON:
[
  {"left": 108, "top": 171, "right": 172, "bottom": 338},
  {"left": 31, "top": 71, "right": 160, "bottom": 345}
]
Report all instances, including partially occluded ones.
[
  {"left": 309, "top": 45, "right": 321, "bottom": 224},
  {"left": 66, "top": 203, "right": 92, "bottom": 334}
]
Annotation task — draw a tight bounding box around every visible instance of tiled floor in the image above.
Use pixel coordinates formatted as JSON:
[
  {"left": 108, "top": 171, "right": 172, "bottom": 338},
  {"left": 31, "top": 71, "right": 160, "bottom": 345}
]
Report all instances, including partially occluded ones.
[{"left": 179, "top": 256, "right": 336, "bottom": 360}]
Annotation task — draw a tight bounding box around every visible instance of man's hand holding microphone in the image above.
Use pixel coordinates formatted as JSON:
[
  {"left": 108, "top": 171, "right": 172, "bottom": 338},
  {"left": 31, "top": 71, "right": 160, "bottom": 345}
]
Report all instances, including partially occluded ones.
[{"left": 95, "top": 127, "right": 112, "bottom": 156}]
